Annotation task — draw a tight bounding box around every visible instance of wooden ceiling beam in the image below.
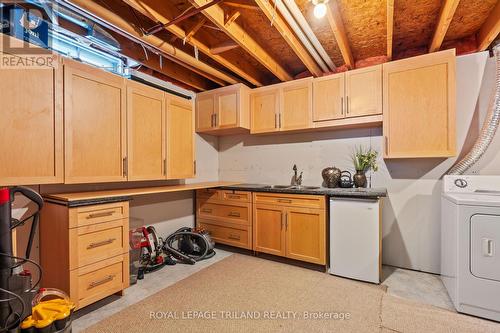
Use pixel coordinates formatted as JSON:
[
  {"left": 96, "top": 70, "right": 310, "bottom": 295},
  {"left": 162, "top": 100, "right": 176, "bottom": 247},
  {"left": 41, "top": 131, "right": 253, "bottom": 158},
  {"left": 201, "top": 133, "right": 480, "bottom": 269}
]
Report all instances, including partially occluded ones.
[
  {"left": 185, "top": 18, "right": 206, "bottom": 42},
  {"left": 429, "top": 0, "right": 461, "bottom": 52},
  {"left": 326, "top": 1, "right": 355, "bottom": 69},
  {"left": 224, "top": 10, "right": 240, "bottom": 27},
  {"left": 65, "top": 0, "right": 234, "bottom": 86},
  {"left": 123, "top": 0, "right": 265, "bottom": 86},
  {"left": 477, "top": 0, "right": 500, "bottom": 51},
  {"left": 210, "top": 40, "right": 239, "bottom": 54},
  {"left": 223, "top": 2, "right": 260, "bottom": 11},
  {"left": 253, "top": 0, "right": 323, "bottom": 77},
  {"left": 187, "top": 0, "right": 293, "bottom": 81},
  {"left": 386, "top": 0, "right": 394, "bottom": 60}
]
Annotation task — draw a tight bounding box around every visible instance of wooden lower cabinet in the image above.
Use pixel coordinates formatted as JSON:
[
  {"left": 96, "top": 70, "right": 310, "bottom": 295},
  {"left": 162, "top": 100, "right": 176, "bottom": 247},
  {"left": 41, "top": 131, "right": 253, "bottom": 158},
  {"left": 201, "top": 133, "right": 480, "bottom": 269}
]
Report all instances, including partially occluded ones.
[
  {"left": 253, "top": 193, "right": 326, "bottom": 265},
  {"left": 40, "top": 201, "right": 130, "bottom": 309}
]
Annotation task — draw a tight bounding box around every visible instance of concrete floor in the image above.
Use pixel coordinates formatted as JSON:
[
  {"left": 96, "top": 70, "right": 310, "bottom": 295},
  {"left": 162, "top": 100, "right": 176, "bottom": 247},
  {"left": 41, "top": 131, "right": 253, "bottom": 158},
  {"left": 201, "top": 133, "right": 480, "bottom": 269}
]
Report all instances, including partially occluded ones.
[{"left": 73, "top": 250, "right": 455, "bottom": 332}]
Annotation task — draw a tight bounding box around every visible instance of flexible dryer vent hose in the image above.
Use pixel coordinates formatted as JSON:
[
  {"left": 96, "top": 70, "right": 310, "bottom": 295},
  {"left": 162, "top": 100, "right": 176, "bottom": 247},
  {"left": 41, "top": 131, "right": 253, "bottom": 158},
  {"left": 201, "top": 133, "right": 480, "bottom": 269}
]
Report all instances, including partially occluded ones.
[{"left": 448, "top": 43, "right": 500, "bottom": 175}]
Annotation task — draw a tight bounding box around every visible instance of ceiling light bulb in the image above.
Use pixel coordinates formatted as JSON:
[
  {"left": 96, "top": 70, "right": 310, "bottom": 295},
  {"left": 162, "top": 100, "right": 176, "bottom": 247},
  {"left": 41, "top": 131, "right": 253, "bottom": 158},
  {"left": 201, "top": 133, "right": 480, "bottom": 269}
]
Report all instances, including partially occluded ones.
[{"left": 313, "top": 2, "right": 327, "bottom": 19}]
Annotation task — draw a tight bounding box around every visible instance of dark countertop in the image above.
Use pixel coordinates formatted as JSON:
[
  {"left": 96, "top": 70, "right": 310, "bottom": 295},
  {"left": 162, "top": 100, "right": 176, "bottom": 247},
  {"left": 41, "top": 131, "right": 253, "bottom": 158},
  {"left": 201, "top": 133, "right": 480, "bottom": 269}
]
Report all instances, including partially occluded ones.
[{"left": 218, "top": 184, "right": 387, "bottom": 198}]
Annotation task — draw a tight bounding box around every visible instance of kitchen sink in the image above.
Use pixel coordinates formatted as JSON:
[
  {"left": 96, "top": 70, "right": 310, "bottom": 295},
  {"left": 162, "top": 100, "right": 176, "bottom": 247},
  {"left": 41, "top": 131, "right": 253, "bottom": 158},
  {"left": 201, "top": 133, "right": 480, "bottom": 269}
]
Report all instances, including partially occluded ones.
[
  {"left": 262, "top": 185, "right": 321, "bottom": 190},
  {"left": 262, "top": 185, "right": 292, "bottom": 189}
]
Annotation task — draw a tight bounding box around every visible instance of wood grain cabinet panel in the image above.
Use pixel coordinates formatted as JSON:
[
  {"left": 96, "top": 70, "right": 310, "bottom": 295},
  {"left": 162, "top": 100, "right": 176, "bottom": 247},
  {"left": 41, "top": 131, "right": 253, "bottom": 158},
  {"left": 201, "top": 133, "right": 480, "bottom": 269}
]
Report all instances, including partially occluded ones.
[
  {"left": 166, "top": 94, "right": 195, "bottom": 179},
  {"left": 281, "top": 79, "right": 313, "bottom": 131},
  {"left": 0, "top": 51, "right": 63, "bottom": 186},
  {"left": 383, "top": 49, "right": 456, "bottom": 158},
  {"left": 312, "top": 73, "right": 345, "bottom": 122},
  {"left": 345, "top": 65, "right": 382, "bottom": 117},
  {"left": 250, "top": 87, "right": 280, "bottom": 134},
  {"left": 63, "top": 59, "right": 126, "bottom": 184},
  {"left": 126, "top": 81, "right": 165, "bottom": 181},
  {"left": 253, "top": 204, "right": 286, "bottom": 257},
  {"left": 285, "top": 207, "right": 326, "bottom": 265},
  {"left": 196, "top": 84, "right": 250, "bottom": 135}
]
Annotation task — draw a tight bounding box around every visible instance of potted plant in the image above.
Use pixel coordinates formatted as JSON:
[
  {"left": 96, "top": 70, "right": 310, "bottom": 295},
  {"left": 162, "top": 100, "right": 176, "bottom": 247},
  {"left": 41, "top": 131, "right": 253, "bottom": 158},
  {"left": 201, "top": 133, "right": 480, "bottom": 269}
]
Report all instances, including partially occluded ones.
[{"left": 351, "top": 146, "right": 379, "bottom": 188}]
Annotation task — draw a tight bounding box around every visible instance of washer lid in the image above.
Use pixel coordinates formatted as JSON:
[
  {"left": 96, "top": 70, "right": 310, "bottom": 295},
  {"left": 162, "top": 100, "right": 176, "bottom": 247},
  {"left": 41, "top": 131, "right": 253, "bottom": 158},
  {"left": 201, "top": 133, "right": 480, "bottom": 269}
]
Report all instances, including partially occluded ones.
[{"left": 443, "top": 192, "right": 500, "bottom": 207}]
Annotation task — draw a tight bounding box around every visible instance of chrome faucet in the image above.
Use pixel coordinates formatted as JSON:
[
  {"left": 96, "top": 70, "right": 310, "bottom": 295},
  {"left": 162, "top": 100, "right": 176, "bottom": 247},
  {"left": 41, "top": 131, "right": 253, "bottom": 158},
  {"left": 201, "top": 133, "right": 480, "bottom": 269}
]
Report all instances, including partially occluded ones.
[{"left": 292, "top": 164, "right": 303, "bottom": 186}]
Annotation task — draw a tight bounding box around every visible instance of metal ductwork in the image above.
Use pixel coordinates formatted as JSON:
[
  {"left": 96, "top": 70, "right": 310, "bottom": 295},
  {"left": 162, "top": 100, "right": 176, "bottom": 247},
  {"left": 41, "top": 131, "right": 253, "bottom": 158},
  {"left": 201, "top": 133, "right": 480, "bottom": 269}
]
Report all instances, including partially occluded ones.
[{"left": 448, "top": 42, "right": 500, "bottom": 175}]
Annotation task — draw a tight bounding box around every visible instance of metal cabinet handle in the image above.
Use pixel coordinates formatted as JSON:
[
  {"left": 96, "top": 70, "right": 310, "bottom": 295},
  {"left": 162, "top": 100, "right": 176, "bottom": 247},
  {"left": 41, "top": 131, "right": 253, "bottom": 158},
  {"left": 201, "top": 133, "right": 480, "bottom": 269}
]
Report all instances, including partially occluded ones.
[
  {"left": 227, "top": 194, "right": 241, "bottom": 199},
  {"left": 275, "top": 113, "right": 278, "bottom": 128},
  {"left": 346, "top": 96, "right": 349, "bottom": 114},
  {"left": 285, "top": 212, "right": 288, "bottom": 231},
  {"left": 86, "top": 211, "right": 114, "bottom": 219},
  {"left": 87, "top": 238, "right": 116, "bottom": 250},
  {"left": 201, "top": 208, "right": 213, "bottom": 213},
  {"left": 281, "top": 212, "right": 284, "bottom": 230},
  {"left": 341, "top": 97, "right": 344, "bottom": 115},
  {"left": 228, "top": 211, "right": 241, "bottom": 217},
  {"left": 278, "top": 199, "right": 292, "bottom": 203},
  {"left": 88, "top": 275, "right": 115, "bottom": 290},
  {"left": 123, "top": 157, "right": 128, "bottom": 177},
  {"left": 384, "top": 136, "right": 389, "bottom": 154},
  {"left": 163, "top": 159, "right": 167, "bottom": 176},
  {"left": 279, "top": 113, "right": 282, "bottom": 128},
  {"left": 228, "top": 234, "right": 240, "bottom": 240}
]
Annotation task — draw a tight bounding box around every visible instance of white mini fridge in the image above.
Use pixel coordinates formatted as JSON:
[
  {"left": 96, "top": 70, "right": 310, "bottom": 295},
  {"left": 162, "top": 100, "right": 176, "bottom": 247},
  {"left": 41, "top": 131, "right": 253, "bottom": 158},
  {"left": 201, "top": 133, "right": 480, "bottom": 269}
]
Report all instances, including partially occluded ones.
[{"left": 329, "top": 197, "right": 381, "bottom": 283}]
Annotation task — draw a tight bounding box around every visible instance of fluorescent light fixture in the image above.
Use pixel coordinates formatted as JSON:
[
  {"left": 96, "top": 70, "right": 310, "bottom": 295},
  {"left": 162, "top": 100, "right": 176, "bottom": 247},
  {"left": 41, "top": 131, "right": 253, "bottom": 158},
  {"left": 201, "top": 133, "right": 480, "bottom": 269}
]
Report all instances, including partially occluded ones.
[{"left": 312, "top": 0, "right": 329, "bottom": 19}]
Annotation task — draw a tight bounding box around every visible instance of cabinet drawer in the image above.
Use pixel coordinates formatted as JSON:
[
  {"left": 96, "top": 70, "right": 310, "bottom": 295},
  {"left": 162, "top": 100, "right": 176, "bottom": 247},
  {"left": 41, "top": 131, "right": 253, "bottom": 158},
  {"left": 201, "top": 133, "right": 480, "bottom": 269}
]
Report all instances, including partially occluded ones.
[
  {"left": 70, "top": 202, "right": 129, "bottom": 228},
  {"left": 70, "top": 219, "right": 127, "bottom": 269},
  {"left": 220, "top": 190, "right": 251, "bottom": 203},
  {"left": 253, "top": 193, "right": 325, "bottom": 209},
  {"left": 199, "top": 222, "right": 251, "bottom": 249},
  {"left": 77, "top": 260, "right": 123, "bottom": 308},
  {"left": 197, "top": 201, "right": 251, "bottom": 226},
  {"left": 196, "top": 188, "right": 220, "bottom": 201}
]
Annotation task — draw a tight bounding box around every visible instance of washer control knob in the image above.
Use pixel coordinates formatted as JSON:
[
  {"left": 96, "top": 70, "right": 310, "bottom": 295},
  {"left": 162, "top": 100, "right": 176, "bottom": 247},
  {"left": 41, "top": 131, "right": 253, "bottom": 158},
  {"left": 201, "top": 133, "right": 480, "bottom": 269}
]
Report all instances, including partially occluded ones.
[{"left": 454, "top": 178, "right": 468, "bottom": 188}]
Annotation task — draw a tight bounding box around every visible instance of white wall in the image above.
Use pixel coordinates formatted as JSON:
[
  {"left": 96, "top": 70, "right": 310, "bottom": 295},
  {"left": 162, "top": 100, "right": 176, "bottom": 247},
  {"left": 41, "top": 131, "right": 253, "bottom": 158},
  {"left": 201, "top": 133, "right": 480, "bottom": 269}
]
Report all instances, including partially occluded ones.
[{"left": 217, "top": 52, "right": 497, "bottom": 273}]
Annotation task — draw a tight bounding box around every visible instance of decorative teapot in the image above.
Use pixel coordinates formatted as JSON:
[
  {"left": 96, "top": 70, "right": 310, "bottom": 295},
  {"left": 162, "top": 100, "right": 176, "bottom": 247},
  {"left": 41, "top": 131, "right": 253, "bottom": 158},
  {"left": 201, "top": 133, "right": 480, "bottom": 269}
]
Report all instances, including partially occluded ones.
[{"left": 322, "top": 166, "right": 341, "bottom": 188}]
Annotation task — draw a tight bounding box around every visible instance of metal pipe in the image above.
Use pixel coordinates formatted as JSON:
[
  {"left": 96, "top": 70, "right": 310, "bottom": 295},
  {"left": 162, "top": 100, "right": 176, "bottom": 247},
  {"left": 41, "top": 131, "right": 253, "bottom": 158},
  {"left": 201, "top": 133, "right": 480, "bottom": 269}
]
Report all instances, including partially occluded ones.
[
  {"left": 283, "top": 0, "right": 336, "bottom": 72},
  {"left": 448, "top": 43, "right": 500, "bottom": 174},
  {"left": 274, "top": 0, "right": 329, "bottom": 73}
]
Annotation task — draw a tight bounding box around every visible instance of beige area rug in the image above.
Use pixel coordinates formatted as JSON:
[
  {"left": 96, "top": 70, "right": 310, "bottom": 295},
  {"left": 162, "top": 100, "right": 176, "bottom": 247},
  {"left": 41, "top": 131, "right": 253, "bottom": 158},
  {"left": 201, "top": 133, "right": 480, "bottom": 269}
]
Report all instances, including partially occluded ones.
[{"left": 85, "top": 254, "right": 500, "bottom": 333}]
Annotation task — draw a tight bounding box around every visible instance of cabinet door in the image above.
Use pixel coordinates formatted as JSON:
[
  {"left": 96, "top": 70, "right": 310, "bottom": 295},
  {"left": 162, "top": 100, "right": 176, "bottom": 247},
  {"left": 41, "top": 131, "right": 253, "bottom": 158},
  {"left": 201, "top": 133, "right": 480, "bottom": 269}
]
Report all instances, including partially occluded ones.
[
  {"left": 281, "top": 80, "right": 312, "bottom": 131},
  {"left": 196, "top": 94, "right": 215, "bottom": 132},
  {"left": 312, "top": 73, "right": 345, "bottom": 122},
  {"left": 127, "top": 81, "right": 165, "bottom": 181},
  {"left": 0, "top": 53, "right": 63, "bottom": 186},
  {"left": 345, "top": 65, "right": 382, "bottom": 117},
  {"left": 64, "top": 60, "right": 126, "bottom": 184},
  {"left": 166, "top": 94, "right": 195, "bottom": 179},
  {"left": 253, "top": 204, "right": 285, "bottom": 256},
  {"left": 216, "top": 90, "right": 239, "bottom": 128},
  {"left": 250, "top": 89, "right": 280, "bottom": 134},
  {"left": 285, "top": 207, "right": 326, "bottom": 265},
  {"left": 383, "top": 50, "right": 456, "bottom": 158}
]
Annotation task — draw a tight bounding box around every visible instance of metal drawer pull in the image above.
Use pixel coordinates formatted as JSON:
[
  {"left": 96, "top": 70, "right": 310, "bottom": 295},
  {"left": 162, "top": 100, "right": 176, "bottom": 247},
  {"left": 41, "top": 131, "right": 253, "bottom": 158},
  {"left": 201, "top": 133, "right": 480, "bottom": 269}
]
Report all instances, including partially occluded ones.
[
  {"left": 278, "top": 199, "right": 292, "bottom": 203},
  {"left": 227, "top": 195, "right": 241, "bottom": 199},
  {"left": 88, "top": 274, "right": 115, "bottom": 290},
  {"left": 228, "top": 212, "right": 240, "bottom": 217},
  {"left": 87, "top": 238, "right": 116, "bottom": 250},
  {"left": 201, "top": 208, "right": 213, "bottom": 213},
  {"left": 228, "top": 234, "right": 240, "bottom": 240},
  {"left": 87, "top": 211, "right": 115, "bottom": 219}
]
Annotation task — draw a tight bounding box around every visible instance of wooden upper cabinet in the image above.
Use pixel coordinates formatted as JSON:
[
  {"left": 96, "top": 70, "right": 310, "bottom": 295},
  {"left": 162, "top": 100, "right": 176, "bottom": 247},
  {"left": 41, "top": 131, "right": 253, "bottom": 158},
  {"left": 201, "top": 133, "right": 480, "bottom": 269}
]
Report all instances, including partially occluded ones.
[
  {"left": 345, "top": 65, "right": 382, "bottom": 117},
  {"left": 126, "top": 81, "right": 165, "bottom": 181},
  {"left": 253, "top": 204, "right": 285, "bottom": 257},
  {"left": 166, "top": 94, "right": 195, "bottom": 179},
  {"left": 196, "top": 94, "right": 215, "bottom": 132},
  {"left": 63, "top": 59, "right": 127, "bottom": 184},
  {"left": 383, "top": 49, "right": 456, "bottom": 158},
  {"left": 312, "top": 73, "right": 345, "bottom": 122},
  {"left": 285, "top": 207, "right": 325, "bottom": 265},
  {"left": 250, "top": 87, "right": 280, "bottom": 134},
  {"left": 0, "top": 51, "right": 63, "bottom": 186},
  {"left": 195, "top": 84, "right": 250, "bottom": 135},
  {"left": 280, "top": 78, "right": 313, "bottom": 131}
]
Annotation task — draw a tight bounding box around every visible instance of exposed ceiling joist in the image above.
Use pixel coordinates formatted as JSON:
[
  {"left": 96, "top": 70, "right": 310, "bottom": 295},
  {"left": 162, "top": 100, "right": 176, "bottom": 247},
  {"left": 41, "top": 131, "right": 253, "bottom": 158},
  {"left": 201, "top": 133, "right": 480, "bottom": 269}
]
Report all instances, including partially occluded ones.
[
  {"left": 254, "top": 0, "right": 323, "bottom": 77},
  {"left": 224, "top": 10, "right": 241, "bottom": 27},
  {"left": 185, "top": 18, "right": 206, "bottom": 42},
  {"left": 210, "top": 40, "right": 239, "bottom": 54},
  {"left": 123, "top": 0, "right": 265, "bottom": 86},
  {"left": 326, "top": 0, "right": 355, "bottom": 69},
  {"left": 187, "top": 0, "right": 294, "bottom": 81},
  {"left": 223, "top": 2, "right": 260, "bottom": 11},
  {"left": 477, "top": 0, "right": 500, "bottom": 51},
  {"left": 386, "top": 0, "right": 394, "bottom": 60},
  {"left": 429, "top": 0, "right": 461, "bottom": 52},
  {"left": 63, "top": 0, "right": 235, "bottom": 86}
]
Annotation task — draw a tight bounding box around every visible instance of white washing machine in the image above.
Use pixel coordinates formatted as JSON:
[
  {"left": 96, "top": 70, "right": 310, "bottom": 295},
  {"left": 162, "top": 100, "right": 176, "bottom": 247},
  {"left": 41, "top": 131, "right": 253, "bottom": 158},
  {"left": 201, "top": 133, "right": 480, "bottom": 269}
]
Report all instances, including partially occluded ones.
[{"left": 442, "top": 175, "right": 500, "bottom": 321}]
